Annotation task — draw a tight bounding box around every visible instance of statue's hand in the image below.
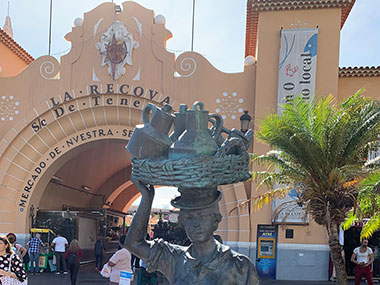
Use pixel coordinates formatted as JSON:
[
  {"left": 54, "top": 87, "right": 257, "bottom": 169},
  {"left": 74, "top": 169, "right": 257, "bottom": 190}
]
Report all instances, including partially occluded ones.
[{"left": 131, "top": 178, "right": 155, "bottom": 200}]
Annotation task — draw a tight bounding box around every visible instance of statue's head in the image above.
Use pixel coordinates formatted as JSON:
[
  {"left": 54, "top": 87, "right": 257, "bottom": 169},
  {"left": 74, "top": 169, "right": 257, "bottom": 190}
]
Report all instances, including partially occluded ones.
[
  {"left": 178, "top": 203, "right": 222, "bottom": 243},
  {"left": 171, "top": 187, "right": 222, "bottom": 243}
]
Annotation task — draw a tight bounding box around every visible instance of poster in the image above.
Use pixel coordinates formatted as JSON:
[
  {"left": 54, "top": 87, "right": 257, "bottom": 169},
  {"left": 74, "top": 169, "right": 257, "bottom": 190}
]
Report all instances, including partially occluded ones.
[
  {"left": 277, "top": 28, "right": 318, "bottom": 114},
  {"left": 274, "top": 28, "right": 318, "bottom": 223}
]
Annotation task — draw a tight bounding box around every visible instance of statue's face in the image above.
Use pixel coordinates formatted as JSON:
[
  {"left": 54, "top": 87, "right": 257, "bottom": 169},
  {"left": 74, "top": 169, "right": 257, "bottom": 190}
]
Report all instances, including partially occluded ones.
[{"left": 180, "top": 207, "right": 216, "bottom": 243}]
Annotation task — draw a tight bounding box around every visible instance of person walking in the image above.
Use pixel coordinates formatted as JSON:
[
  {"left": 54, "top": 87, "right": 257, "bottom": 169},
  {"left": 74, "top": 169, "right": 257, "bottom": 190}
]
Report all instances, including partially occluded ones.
[
  {"left": 6, "top": 233, "right": 28, "bottom": 264},
  {"left": 26, "top": 233, "right": 44, "bottom": 275},
  {"left": 51, "top": 233, "right": 68, "bottom": 274},
  {"left": 64, "top": 239, "right": 83, "bottom": 285},
  {"left": 108, "top": 235, "right": 132, "bottom": 285},
  {"left": 0, "top": 235, "right": 27, "bottom": 283},
  {"left": 94, "top": 236, "right": 106, "bottom": 271},
  {"left": 351, "top": 239, "right": 374, "bottom": 285}
]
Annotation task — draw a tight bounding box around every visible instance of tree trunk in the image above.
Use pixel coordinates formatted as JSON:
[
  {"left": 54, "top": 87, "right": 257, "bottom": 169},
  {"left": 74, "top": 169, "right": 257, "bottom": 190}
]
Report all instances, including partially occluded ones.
[{"left": 327, "top": 223, "right": 347, "bottom": 285}]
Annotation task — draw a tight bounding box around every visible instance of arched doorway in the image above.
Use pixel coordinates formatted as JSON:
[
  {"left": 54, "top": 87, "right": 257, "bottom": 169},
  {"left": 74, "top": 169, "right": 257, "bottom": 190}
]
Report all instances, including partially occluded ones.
[{"left": 0, "top": 97, "right": 147, "bottom": 236}]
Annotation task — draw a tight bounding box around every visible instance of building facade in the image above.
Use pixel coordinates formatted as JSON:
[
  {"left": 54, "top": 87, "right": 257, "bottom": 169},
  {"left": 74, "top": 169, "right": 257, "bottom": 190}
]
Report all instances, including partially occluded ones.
[{"left": 0, "top": 0, "right": 379, "bottom": 281}]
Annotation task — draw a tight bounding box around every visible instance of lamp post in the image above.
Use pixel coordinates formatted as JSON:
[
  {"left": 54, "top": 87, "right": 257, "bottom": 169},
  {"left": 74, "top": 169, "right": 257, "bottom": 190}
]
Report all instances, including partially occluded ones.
[
  {"left": 240, "top": 110, "right": 252, "bottom": 134},
  {"left": 30, "top": 205, "right": 35, "bottom": 228}
]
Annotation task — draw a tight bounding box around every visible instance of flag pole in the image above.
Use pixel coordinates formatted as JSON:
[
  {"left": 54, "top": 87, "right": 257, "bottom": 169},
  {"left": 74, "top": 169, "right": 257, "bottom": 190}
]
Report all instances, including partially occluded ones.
[
  {"left": 191, "top": 0, "right": 195, "bottom": 51},
  {"left": 48, "top": 0, "right": 53, "bottom": 55}
]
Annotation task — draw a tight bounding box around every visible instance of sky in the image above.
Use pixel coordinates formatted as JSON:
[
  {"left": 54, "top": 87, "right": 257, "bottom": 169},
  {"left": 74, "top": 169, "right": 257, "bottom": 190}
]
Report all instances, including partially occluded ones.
[
  {"left": 132, "top": 186, "right": 179, "bottom": 209},
  {"left": 0, "top": 0, "right": 379, "bottom": 208},
  {"left": 1, "top": 0, "right": 379, "bottom": 73}
]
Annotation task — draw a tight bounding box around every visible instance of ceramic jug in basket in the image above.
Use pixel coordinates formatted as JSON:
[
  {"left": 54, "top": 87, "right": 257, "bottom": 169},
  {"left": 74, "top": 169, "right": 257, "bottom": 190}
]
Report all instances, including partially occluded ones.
[
  {"left": 208, "top": 113, "right": 229, "bottom": 146},
  {"left": 217, "top": 128, "right": 254, "bottom": 156},
  {"left": 169, "top": 101, "right": 223, "bottom": 159},
  {"left": 127, "top": 103, "right": 174, "bottom": 159},
  {"left": 169, "top": 104, "right": 188, "bottom": 143}
]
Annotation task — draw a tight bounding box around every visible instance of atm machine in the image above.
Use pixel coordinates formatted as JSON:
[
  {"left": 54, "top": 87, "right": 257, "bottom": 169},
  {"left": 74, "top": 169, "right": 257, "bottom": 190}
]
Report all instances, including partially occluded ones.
[{"left": 256, "top": 224, "right": 278, "bottom": 279}]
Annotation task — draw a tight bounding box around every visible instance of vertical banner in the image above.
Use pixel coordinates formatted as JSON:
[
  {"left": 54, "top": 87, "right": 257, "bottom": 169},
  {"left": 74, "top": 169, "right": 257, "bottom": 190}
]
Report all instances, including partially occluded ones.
[
  {"left": 277, "top": 28, "right": 318, "bottom": 114},
  {"left": 273, "top": 28, "right": 318, "bottom": 224},
  {"left": 256, "top": 224, "right": 278, "bottom": 279}
]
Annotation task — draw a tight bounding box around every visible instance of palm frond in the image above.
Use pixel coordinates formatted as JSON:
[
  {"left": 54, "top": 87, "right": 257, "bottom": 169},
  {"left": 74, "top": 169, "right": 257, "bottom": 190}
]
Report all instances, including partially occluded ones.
[
  {"left": 251, "top": 186, "right": 291, "bottom": 211},
  {"left": 361, "top": 212, "right": 380, "bottom": 239},
  {"left": 252, "top": 171, "right": 291, "bottom": 189},
  {"left": 340, "top": 88, "right": 366, "bottom": 109},
  {"left": 360, "top": 171, "right": 380, "bottom": 193},
  {"left": 341, "top": 211, "right": 358, "bottom": 231},
  {"left": 229, "top": 186, "right": 291, "bottom": 215}
]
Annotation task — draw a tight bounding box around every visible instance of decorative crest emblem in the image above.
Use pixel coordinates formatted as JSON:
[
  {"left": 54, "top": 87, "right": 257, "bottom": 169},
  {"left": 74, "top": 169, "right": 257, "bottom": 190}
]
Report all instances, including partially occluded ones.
[{"left": 96, "top": 21, "right": 139, "bottom": 80}]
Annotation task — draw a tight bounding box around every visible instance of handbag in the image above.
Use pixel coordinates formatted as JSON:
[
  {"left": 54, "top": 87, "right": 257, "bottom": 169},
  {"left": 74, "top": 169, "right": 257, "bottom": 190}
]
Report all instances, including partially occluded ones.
[
  {"left": 22, "top": 253, "right": 30, "bottom": 264},
  {"left": 100, "top": 263, "right": 111, "bottom": 278},
  {"left": 0, "top": 254, "right": 28, "bottom": 285}
]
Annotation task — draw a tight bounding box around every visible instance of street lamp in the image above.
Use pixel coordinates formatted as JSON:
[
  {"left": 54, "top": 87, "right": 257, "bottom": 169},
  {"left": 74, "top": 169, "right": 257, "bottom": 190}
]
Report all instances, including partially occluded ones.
[
  {"left": 240, "top": 110, "right": 252, "bottom": 134},
  {"left": 30, "top": 205, "right": 35, "bottom": 228}
]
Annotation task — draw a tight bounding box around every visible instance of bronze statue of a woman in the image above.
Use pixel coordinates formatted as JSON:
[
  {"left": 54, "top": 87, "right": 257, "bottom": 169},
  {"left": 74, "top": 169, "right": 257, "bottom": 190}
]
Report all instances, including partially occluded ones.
[
  {"left": 125, "top": 101, "right": 260, "bottom": 284},
  {"left": 125, "top": 183, "right": 260, "bottom": 284}
]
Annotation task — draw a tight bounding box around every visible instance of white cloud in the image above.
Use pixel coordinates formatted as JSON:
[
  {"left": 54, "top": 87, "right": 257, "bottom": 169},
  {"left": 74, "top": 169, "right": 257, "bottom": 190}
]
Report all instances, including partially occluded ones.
[{"left": 132, "top": 186, "right": 179, "bottom": 210}]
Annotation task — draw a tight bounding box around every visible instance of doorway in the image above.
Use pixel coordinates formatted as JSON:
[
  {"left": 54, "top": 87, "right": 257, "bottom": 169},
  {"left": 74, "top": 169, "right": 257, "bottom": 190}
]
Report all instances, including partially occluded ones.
[{"left": 343, "top": 227, "right": 380, "bottom": 277}]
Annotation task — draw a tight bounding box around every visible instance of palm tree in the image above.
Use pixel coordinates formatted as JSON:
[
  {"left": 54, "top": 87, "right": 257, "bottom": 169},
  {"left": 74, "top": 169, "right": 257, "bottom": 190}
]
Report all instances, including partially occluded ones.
[
  {"left": 342, "top": 170, "right": 380, "bottom": 239},
  {"left": 244, "top": 92, "right": 380, "bottom": 284}
]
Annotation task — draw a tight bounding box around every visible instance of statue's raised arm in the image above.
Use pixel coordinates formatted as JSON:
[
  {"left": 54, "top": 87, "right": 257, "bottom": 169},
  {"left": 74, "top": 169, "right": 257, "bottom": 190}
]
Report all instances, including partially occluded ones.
[{"left": 124, "top": 179, "right": 154, "bottom": 261}]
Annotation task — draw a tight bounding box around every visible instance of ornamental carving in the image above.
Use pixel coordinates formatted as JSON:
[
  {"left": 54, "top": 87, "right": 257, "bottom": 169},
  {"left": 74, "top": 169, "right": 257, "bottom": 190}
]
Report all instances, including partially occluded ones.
[
  {"left": 0, "top": 95, "right": 20, "bottom": 121},
  {"left": 95, "top": 21, "right": 139, "bottom": 80}
]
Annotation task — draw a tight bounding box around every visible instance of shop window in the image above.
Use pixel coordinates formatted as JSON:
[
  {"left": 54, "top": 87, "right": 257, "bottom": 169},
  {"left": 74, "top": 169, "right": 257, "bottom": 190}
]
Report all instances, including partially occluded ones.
[{"left": 285, "top": 229, "right": 294, "bottom": 239}]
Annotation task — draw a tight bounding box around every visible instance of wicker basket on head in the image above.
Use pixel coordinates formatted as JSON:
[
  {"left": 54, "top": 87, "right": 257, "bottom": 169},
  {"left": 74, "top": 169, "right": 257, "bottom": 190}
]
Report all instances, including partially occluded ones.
[{"left": 131, "top": 152, "right": 251, "bottom": 188}]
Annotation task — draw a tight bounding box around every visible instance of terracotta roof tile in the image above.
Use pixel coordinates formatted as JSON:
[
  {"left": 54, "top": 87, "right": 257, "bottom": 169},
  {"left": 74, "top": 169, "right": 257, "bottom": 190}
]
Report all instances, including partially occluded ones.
[
  {"left": 0, "top": 28, "right": 34, "bottom": 64},
  {"left": 245, "top": 8, "right": 259, "bottom": 57},
  {"left": 245, "top": 0, "right": 355, "bottom": 57},
  {"left": 249, "top": 1, "right": 352, "bottom": 10},
  {"left": 339, "top": 66, "right": 380, "bottom": 77},
  {"left": 248, "top": 0, "right": 355, "bottom": 28}
]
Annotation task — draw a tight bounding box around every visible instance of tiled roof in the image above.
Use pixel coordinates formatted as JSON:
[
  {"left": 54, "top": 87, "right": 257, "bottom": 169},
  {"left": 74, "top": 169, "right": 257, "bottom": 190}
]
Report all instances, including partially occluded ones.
[
  {"left": 248, "top": 0, "right": 355, "bottom": 28},
  {"left": 339, "top": 66, "right": 380, "bottom": 77},
  {"left": 245, "top": 0, "right": 355, "bottom": 57},
  {"left": 0, "top": 28, "right": 34, "bottom": 64},
  {"left": 245, "top": 6, "right": 259, "bottom": 58},
  {"left": 249, "top": 0, "right": 354, "bottom": 11}
]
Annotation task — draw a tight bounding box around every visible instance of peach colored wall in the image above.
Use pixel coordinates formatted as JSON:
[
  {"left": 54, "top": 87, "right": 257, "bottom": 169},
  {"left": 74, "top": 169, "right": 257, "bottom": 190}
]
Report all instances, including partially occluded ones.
[
  {"left": 338, "top": 76, "right": 380, "bottom": 101},
  {"left": 254, "top": 8, "right": 341, "bottom": 122},
  {"left": 250, "top": 8, "right": 341, "bottom": 244},
  {"left": 0, "top": 43, "right": 28, "bottom": 77}
]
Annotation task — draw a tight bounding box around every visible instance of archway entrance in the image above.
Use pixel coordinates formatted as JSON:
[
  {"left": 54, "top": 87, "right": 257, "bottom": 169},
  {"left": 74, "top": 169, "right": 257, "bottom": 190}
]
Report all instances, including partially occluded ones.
[
  {"left": 0, "top": 92, "right": 145, "bottom": 239},
  {"left": 32, "top": 138, "right": 136, "bottom": 246},
  {"left": 0, "top": 1, "right": 256, "bottom": 256}
]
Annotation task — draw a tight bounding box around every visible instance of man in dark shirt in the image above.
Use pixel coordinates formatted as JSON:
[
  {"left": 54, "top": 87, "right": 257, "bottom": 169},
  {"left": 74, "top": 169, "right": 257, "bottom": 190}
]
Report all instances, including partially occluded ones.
[{"left": 94, "top": 236, "right": 106, "bottom": 271}]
